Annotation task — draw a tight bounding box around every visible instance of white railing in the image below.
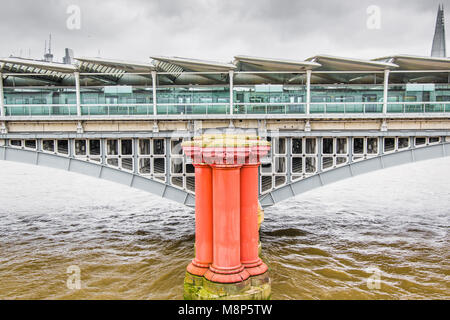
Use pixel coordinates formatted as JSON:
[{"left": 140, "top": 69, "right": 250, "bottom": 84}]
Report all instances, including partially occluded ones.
[{"left": 2, "top": 101, "right": 450, "bottom": 117}]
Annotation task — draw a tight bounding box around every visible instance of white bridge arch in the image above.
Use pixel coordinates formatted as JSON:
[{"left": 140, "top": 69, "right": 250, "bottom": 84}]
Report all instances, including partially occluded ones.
[{"left": 1, "top": 140, "right": 449, "bottom": 208}]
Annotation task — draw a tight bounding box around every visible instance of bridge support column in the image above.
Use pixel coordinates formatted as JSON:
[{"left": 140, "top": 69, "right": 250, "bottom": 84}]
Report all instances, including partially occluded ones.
[
  {"left": 186, "top": 164, "right": 213, "bottom": 276},
  {"left": 240, "top": 163, "right": 268, "bottom": 276},
  {"left": 183, "top": 134, "right": 271, "bottom": 300}
]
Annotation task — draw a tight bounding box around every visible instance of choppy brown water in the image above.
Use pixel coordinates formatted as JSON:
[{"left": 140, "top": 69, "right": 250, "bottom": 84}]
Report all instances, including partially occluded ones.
[{"left": 0, "top": 158, "right": 448, "bottom": 300}]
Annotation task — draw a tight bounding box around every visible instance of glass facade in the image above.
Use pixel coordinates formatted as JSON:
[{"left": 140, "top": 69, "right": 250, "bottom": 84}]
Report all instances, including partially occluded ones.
[
  {"left": 234, "top": 85, "right": 306, "bottom": 114},
  {"left": 2, "top": 72, "right": 450, "bottom": 116},
  {"left": 387, "top": 84, "right": 450, "bottom": 113},
  {"left": 310, "top": 85, "right": 384, "bottom": 113}
]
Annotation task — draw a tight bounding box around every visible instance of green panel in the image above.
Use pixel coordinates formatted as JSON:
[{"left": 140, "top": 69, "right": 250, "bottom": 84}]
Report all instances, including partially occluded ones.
[
  {"left": 345, "top": 104, "right": 364, "bottom": 113},
  {"left": 387, "top": 104, "right": 403, "bottom": 113},
  {"left": 310, "top": 104, "right": 325, "bottom": 113}
]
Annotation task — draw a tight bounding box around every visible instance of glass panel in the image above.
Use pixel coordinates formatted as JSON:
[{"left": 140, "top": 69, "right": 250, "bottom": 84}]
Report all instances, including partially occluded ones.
[
  {"left": 171, "top": 176, "right": 184, "bottom": 188},
  {"left": 398, "top": 137, "right": 409, "bottom": 149},
  {"left": 336, "top": 138, "right": 347, "bottom": 154},
  {"left": 89, "top": 140, "right": 101, "bottom": 156},
  {"left": 75, "top": 140, "right": 87, "bottom": 156},
  {"left": 275, "top": 176, "right": 286, "bottom": 187},
  {"left": 57, "top": 140, "right": 69, "bottom": 154},
  {"left": 153, "top": 158, "right": 165, "bottom": 174},
  {"left": 274, "top": 157, "right": 286, "bottom": 173},
  {"left": 274, "top": 138, "right": 286, "bottom": 154},
  {"left": 384, "top": 138, "right": 395, "bottom": 152},
  {"left": 322, "top": 138, "right": 333, "bottom": 155},
  {"left": 429, "top": 137, "right": 440, "bottom": 144},
  {"left": 292, "top": 138, "right": 302, "bottom": 154},
  {"left": 367, "top": 138, "right": 378, "bottom": 154},
  {"left": 261, "top": 163, "right": 272, "bottom": 174},
  {"left": 24, "top": 140, "right": 36, "bottom": 149},
  {"left": 292, "top": 157, "right": 303, "bottom": 173},
  {"left": 305, "top": 138, "right": 316, "bottom": 154},
  {"left": 305, "top": 157, "right": 316, "bottom": 173},
  {"left": 261, "top": 176, "right": 272, "bottom": 192},
  {"left": 121, "top": 157, "right": 133, "bottom": 171},
  {"left": 336, "top": 157, "right": 347, "bottom": 165},
  {"left": 107, "top": 158, "right": 119, "bottom": 167},
  {"left": 186, "top": 163, "right": 195, "bottom": 174},
  {"left": 153, "top": 139, "right": 165, "bottom": 155},
  {"left": 415, "top": 137, "right": 426, "bottom": 146},
  {"left": 139, "top": 158, "right": 151, "bottom": 174},
  {"left": 171, "top": 159, "right": 183, "bottom": 174},
  {"left": 322, "top": 157, "right": 333, "bottom": 170},
  {"left": 10, "top": 140, "right": 22, "bottom": 147},
  {"left": 353, "top": 138, "right": 364, "bottom": 154},
  {"left": 121, "top": 139, "right": 133, "bottom": 155},
  {"left": 42, "top": 140, "right": 54, "bottom": 152},
  {"left": 107, "top": 140, "right": 118, "bottom": 155},
  {"left": 139, "top": 139, "right": 151, "bottom": 155},
  {"left": 171, "top": 139, "right": 183, "bottom": 155},
  {"left": 186, "top": 177, "right": 195, "bottom": 192}
]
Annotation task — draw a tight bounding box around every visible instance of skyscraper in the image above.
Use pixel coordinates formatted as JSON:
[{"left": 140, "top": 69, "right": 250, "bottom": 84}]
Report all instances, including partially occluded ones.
[{"left": 431, "top": 4, "right": 446, "bottom": 57}]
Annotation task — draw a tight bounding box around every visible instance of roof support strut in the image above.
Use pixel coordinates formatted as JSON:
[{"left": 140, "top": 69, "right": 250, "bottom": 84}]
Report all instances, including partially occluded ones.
[
  {"left": 0, "top": 72, "right": 4, "bottom": 117},
  {"left": 229, "top": 70, "right": 234, "bottom": 115},
  {"left": 383, "top": 69, "right": 390, "bottom": 115},
  {"left": 306, "top": 69, "right": 312, "bottom": 115},
  {"left": 152, "top": 71, "right": 157, "bottom": 116},
  {"left": 74, "top": 71, "right": 81, "bottom": 116}
]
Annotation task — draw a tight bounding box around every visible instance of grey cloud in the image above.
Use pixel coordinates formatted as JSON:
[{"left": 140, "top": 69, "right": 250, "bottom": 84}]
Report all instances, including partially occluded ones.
[{"left": 0, "top": 0, "right": 446, "bottom": 63}]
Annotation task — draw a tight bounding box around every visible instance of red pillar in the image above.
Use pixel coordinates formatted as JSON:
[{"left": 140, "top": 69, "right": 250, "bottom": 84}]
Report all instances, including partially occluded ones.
[
  {"left": 204, "top": 164, "right": 250, "bottom": 283},
  {"left": 187, "top": 164, "right": 213, "bottom": 276},
  {"left": 240, "top": 163, "right": 268, "bottom": 276}
]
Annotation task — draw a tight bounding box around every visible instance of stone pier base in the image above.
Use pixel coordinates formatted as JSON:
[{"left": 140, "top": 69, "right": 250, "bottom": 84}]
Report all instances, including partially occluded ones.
[{"left": 184, "top": 271, "right": 271, "bottom": 300}]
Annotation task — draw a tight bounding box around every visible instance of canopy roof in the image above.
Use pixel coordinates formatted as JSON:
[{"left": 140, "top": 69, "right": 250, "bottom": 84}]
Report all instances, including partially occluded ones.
[
  {"left": 1, "top": 53, "right": 449, "bottom": 86},
  {"left": 373, "top": 54, "right": 450, "bottom": 70},
  {"left": 0, "top": 57, "right": 76, "bottom": 84},
  {"left": 76, "top": 57, "right": 155, "bottom": 73},
  {"left": 151, "top": 56, "right": 236, "bottom": 72},
  {"left": 306, "top": 54, "right": 398, "bottom": 71},
  {"left": 234, "top": 55, "right": 321, "bottom": 71}
]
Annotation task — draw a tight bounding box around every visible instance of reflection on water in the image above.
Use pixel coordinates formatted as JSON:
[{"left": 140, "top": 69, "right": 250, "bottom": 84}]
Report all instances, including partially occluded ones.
[{"left": 0, "top": 158, "right": 448, "bottom": 300}]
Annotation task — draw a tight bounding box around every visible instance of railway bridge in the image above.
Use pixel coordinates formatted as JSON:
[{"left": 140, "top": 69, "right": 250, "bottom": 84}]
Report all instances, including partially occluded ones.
[{"left": 1, "top": 54, "right": 450, "bottom": 299}]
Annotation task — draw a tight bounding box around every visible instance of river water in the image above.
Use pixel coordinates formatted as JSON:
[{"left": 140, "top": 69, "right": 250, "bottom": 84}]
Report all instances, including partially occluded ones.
[{"left": 0, "top": 158, "right": 448, "bottom": 300}]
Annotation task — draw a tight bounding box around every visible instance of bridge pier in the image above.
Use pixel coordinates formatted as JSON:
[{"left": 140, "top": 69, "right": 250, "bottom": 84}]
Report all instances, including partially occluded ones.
[{"left": 183, "top": 134, "right": 271, "bottom": 300}]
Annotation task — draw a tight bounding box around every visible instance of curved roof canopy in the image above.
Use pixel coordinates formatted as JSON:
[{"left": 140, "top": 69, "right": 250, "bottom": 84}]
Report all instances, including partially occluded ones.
[
  {"left": 373, "top": 54, "right": 450, "bottom": 70},
  {"left": 1, "top": 53, "right": 449, "bottom": 86},
  {"left": 76, "top": 57, "right": 155, "bottom": 73},
  {"left": 151, "top": 56, "right": 236, "bottom": 72},
  {"left": 234, "top": 55, "right": 321, "bottom": 71},
  {"left": 0, "top": 57, "right": 76, "bottom": 84},
  {"left": 0, "top": 57, "right": 76, "bottom": 73},
  {"left": 306, "top": 54, "right": 398, "bottom": 71}
]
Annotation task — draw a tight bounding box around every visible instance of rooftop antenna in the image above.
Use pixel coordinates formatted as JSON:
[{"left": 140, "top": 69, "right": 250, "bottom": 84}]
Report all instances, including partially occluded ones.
[{"left": 44, "top": 33, "right": 54, "bottom": 62}]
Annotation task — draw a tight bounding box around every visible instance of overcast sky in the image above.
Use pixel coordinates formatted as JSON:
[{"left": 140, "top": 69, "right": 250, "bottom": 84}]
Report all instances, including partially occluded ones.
[{"left": 0, "top": 0, "right": 447, "bottom": 63}]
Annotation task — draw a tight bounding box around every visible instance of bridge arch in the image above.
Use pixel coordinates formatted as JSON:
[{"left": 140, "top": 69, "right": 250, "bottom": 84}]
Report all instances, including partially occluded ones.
[
  {"left": 0, "top": 146, "right": 196, "bottom": 207},
  {"left": 2, "top": 142, "right": 449, "bottom": 209},
  {"left": 259, "top": 142, "right": 450, "bottom": 207}
]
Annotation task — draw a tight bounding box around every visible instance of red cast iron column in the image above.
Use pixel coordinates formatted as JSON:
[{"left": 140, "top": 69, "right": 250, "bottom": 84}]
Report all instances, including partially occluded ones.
[
  {"left": 204, "top": 164, "right": 250, "bottom": 283},
  {"left": 186, "top": 163, "right": 213, "bottom": 276},
  {"left": 240, "top": 163, "right": 268, "bottom": 276}
]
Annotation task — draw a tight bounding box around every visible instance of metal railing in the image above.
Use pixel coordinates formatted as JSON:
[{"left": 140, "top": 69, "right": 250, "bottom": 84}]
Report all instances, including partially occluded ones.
[
  {"left": 2, "top": 101, "right": 450, "bottom": 117},
  {"left": 234, "top": 103, "right": 306, "bottom": 114},
  {"left": 155, "top": 103, "right": 230, "bottom": 115},
  {"left": 81, "top": 104, "right": 154, "bottom": 116},
  {"left": 4, "top": 104, "right": 77, "bottom": 116}
]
